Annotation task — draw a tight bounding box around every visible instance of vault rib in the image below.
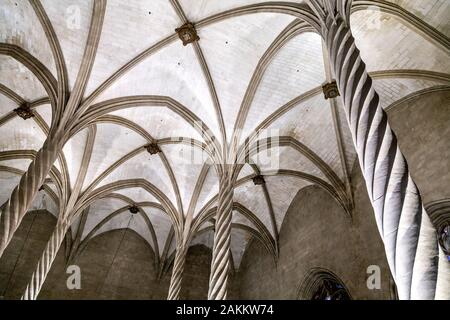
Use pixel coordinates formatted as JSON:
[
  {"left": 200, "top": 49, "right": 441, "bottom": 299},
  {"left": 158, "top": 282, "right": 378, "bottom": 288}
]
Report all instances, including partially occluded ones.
[{"left": 29, "top": 0, "right": 69, "bottom": 124}]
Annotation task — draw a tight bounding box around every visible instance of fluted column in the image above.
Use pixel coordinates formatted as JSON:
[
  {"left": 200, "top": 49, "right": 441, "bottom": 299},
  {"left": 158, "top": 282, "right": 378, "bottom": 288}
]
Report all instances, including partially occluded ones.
[
  {"left": 0, "top": 130, "right": 64, "bottom": 258},
  {"left": 21, "top": 217, "right": 70, "bottom": 300},
  {"left": 208, "top": 171, "right": 233, "bottom": 300},
  {"left": 167, "top": 245, "right": 188, "bottom": 300},
  {"left": 307, "top": 0, "right": 439, "bottom": 299}
]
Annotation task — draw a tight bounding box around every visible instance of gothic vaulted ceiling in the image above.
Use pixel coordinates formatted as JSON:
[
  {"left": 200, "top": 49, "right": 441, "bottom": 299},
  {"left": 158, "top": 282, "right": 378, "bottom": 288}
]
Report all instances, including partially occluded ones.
[{"left": 1, "top": 0, "right": 449, "bottom": 271}]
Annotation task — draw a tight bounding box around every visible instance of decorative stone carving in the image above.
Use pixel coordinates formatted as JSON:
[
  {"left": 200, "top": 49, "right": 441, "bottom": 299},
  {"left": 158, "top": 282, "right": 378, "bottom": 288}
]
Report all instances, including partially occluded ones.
[
  {"left": 146, "top": 143, "right": 161, "bottom": 155},
  {"left": 175, "top": 22, "right": 200, "bottom": 46},
  {"left": 14, "top": 102, "right": 34, "bottom": 120},
  {"left": 252, "top": 175, "right": 265, "bottom": 186},
  {"left": 322, "top": 81, "right": 340, "bottom": 100},
  {"left": 129, "top": 205, "right": 139, "bottom": 214}
]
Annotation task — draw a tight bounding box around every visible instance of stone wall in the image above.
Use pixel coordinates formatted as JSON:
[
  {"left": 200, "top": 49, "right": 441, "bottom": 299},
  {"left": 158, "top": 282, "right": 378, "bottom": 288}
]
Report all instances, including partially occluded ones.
[{"left": 40, "top": 228, "right": 170, "bottom": 300}]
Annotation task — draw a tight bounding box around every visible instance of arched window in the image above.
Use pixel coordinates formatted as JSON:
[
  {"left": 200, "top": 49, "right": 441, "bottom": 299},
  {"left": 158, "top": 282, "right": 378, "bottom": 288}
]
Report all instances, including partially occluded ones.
[
  {"left": 438, "top": 222, "right": 450, "bottom": 259},
  {"left": 297, "top": 268, "right": 351, "bottom": 300},
  {"left": 425, "top": 200, "right": 450, "bottom": 260}
]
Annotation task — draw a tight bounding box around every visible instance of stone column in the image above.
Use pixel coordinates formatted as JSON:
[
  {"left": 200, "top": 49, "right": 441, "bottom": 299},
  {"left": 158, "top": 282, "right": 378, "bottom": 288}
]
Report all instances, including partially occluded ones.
[
  {"left": 306, "top": 0, "right": 439, "bottom": 299},
  {"left": 0, "top": 130, "right": 64, "bottom": 258},
  {"left": 167, "top": 245, "right": 188, "bottom": 300},
  {"left": 21, "top": 217, "right": 70, "bottom": 300},
  {"left": 207, "top": 171, "right": 233, "bottom": 300}
]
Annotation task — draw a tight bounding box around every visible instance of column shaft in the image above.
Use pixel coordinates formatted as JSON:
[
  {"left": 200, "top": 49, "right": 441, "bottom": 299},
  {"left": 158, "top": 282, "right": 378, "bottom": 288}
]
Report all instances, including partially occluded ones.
[
  {"left": 207, "top": 173, "right": 233, "bottom": 300},
  {"left": 167, "top": 245, "right": 188, "bottom": 300},
  {"left": 21, "top": 218, "right": 69, "bottom": 300},
  {"left": 0, "top": 132, "right": 63, "bottom": 258},
  {"left": 312, "top": 3, "right": 438, "bottom": 299}
]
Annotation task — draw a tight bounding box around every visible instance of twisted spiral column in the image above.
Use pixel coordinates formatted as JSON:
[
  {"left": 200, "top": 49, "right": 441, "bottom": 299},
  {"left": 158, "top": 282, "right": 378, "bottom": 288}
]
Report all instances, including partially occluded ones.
[
  {"left": 208, "top": 172, "right": 233, "bottom": 300},
  {"left": 21, "top": 218, "right": 70, "bottom": 300},
  {"left": 167, "top": 245, "right": 188, "bottom": 300},
  {"left": 316, "top": 8, "right": 439, "bottom": 299},
  {"left": 0, "top": 132, "right": 64, "bottom": 258}
]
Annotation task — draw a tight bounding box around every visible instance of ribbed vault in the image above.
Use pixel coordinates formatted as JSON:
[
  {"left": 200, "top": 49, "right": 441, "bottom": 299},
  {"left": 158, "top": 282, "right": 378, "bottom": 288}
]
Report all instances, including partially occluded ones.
[{"left": 0, "top": 0, "right": 449, "bottom": 298}]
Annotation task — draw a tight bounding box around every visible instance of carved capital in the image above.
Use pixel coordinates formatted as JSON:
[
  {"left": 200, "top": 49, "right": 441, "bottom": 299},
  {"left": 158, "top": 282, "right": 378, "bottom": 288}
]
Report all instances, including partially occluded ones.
[
  {"left": 252, "top": 175, "right": 265, "bottom": 186},
  {"left": 322, "top": 81, "right": 340, "bottom": 100},
  {"left": 14, "top": 102, "right": 34, "bottom": 120},
  {"left": 175, "top": 22, "right": 200, "bottom": 46},
  {"left": 146, "top": 143, "right": 161, "bottom": 155}
]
